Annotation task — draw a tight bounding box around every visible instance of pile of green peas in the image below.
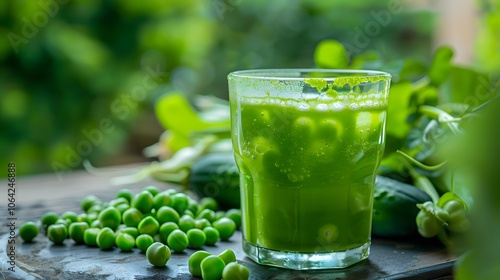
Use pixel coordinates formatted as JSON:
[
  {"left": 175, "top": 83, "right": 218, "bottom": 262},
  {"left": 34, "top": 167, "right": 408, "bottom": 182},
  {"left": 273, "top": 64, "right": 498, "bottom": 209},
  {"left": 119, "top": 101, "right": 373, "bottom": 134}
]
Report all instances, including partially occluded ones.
[
  {"left": 17, "top": 186, "right": 248, "bottom": 279},
  {"left": 188, "top": 249, "right": 249, "bottom": 280}
]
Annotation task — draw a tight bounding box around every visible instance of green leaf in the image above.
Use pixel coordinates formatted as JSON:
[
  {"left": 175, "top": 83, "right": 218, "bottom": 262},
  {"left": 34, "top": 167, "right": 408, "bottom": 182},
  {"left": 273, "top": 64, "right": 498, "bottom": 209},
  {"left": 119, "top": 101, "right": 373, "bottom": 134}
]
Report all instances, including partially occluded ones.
[
  {"left": 155, "top": 92, "right": 230, "bottom": 151},
  {"left": 428, "top": 46, "right": 454, "bottom": 86},
  {"left": 386, "top": 82, "right": 414, "bottom": 138},
  {"left": 314, "top": 40, "right": 348, "bottom": 69}
]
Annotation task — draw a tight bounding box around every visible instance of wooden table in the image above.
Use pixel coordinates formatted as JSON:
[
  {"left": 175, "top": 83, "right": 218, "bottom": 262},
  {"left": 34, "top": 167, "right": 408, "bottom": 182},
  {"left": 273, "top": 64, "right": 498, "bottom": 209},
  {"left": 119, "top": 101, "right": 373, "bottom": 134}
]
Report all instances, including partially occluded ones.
[{"left": 0, "top": 167, "right": 456, "bottom": 279}]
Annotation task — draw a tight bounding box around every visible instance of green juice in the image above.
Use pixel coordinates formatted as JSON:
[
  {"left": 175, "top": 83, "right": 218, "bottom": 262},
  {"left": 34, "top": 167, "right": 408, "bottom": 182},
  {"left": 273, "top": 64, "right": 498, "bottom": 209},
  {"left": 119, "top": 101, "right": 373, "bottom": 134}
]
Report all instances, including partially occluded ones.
[{"left": 232, "top": 96, "right": 386, "bottom": 253}]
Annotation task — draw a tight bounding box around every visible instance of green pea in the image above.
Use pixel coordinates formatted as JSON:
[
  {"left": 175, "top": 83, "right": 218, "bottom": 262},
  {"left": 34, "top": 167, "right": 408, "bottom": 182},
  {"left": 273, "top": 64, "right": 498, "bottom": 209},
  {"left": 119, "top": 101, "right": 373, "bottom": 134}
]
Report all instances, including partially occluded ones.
[
  {"left": 156, "top": 206, "right": 180, "bottom": 224},
  {"left": 200, "top": 197, "right": 219, "bottom": 212},
  {"left": 187, "top": 198, "right": 201, "bottom": 216},
  {"left": 115, "top": 203, "right": 130, "bottom": 214},
  {"left": 19, "top": 222, "right": 38, "bottom": 242},
  {"left": 218, "top": 249, "right": 236, "bottom": 265},
  {"left": 159, "top": 222, "right": 179, "bottom": 244},
  {"left": 178, "top": 215, "right": 196, "bottom": 232},
  {"left": 55, "top": 218, "right": 71, "bottom": 229},
  {"left": 138, "top": 216, "right": 160, "bottom": 236},
  {"left": 203, "top": 227, "right": 220, "bottom": 246},
  {"left": 115, "top": 188, "right": 134, "bottom": 204},
  {"left": 215, "top": 211, "right": 225, "bottom": 221},
  {"left": 171, "top": 193, "right": 189, "bottom": 214},
  {"left": 197, "top": 209, "right": 216, "bottom": 223},
  {"left": 212, "top": 217, "right": 236, "bottom": 241},
  {"left": 109, "top": 197, "right": 129, "bottom": 208},
  {"left": 416, "top": 210, "right": 442, "bottom": 238},
  {"left": 200, "top": 255, "right": 225, "bottom": 280},
  {"left": 84, "top": 228, "right": 100, "bottom": 247},
  {"left": 195, "top": 218, "right": 212, "bottom": 229},
  {"left": 69, "top": 222, "right": 89, "bottom": 244},
  {"left": 117, "top": 227, "right": 139, "bottom": 239},
  {"left": 153, "top": 191, "right": 172, "bottom": 210},
  {"left": 41, "top": 212, "right": 59, "bottom": 229},
  {"left": 47, "top": 224, "right": 68, "bottom": 244},
  {"left": 146, "top": 242, "right": 171, "bottom": 267},
  {"left": 81, "top": 195, "right": 101, "bottom": 212},
  {"left": 98, "top": 207, "right": 121, "bottom": 230},
  {"left": 443, "top": 200, "right": 470, "bottom": 233},
  {"left": 187, "top": 228, "right": 206, "bottom": 249},
  {"left": 188, "top": 250, "right": 211, "bottom": 277},
  {"left": 183, "top": 209, "right": 195, "bottom": 218},
  {"left": 87, "top": 204, "right": 103, "bottom": 214},
  {"left": 143, "top": 185, "right": 161, "bottom": 197},
  {"left": 225, "top": 209, "right": 242, "bottom": 228},
  {"left": 61, "top": 211, "right": 78, "bottom": 223},
  {"left": 132, "top": 190, "right": 154, "bottom": 214},
  {"left": 222, "top": 262, "right": 250, "bottom": 280},
  {"left": 116, "top": 233, "right": 135, "bottom": 252},
  {"left": 122, "top": 207, "right": 143, "bottom": 228},
  {"left": 136, "top": 234, "right": 155, "bottom": 252},
  {"left": 167, "top": 229, "right": 189, "bottom": 253},
  {"left": 77, "top": 213, "right": 90, "bottom": 224},
  {"left": 96, "top": 227, "right": 116, "bottom": 250},
  {"left": 87, "top": 212, "right": 98, "bottom": 223},
  {"left": 91, "top": 219, "right": 102, "bottom": 229}
]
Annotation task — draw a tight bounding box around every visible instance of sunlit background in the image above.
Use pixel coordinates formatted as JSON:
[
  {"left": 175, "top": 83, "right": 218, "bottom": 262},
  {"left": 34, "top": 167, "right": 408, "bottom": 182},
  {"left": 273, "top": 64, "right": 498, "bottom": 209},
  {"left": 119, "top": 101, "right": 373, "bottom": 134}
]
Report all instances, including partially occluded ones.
[{"left": 0, "top": 0, "right": 498, "bottom": 177}]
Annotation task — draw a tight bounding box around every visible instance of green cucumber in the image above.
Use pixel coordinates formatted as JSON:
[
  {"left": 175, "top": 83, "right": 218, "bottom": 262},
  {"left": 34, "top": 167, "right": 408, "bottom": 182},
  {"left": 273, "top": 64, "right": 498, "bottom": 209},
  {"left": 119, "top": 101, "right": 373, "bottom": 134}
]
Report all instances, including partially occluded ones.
[
  {"left": 373, "top": 175, "right": 432, "bottom": 237},
  {"left": 188, "top": 153, "right": 240, "bottom": 209}
]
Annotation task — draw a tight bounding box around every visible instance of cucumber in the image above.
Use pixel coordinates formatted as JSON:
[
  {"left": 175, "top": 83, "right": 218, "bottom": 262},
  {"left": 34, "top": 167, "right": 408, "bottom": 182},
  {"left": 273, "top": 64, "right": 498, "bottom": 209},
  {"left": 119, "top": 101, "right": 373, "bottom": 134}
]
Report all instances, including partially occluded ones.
[
  {"left": 188, "top": 153, "right": 240, "bottom": 209},
  {"left": 373, "top": 175, "right": 432, "bottom": 237}
]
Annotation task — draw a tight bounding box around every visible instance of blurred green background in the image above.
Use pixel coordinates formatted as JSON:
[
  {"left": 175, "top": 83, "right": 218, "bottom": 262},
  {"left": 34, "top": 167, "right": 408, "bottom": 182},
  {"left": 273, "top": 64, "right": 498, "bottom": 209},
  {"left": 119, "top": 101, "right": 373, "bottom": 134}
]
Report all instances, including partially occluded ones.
[{"left": 0, "top": 0, "right": 497, "bottom": 178}]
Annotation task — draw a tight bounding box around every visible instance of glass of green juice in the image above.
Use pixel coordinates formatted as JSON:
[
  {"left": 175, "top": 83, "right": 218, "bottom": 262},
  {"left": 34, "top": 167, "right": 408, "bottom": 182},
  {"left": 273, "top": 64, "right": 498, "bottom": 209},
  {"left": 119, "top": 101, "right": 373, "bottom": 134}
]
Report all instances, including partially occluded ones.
[{"left": 228, "top": 69, "right": 391, "bottom": 269}]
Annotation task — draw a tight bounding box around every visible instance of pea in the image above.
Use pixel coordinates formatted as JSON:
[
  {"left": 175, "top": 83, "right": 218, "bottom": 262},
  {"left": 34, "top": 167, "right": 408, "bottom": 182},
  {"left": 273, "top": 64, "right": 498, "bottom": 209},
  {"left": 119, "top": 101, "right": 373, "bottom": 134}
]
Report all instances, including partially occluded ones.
[
  {"left": 77, "top": 213, "right": 90, "bottom": 224},
  {"left": 222, "top": 262, "right": 250, "bottom": 280},
  {"left": 178, "top": 215, "right": 196, "bottom": 233},
  {"left": 91, "top": 220, "right": 102, "bottom": 229},
  {"left": 200, "top": 197, "right": 219, "bottom": 212},
  {"left": 41, "top": 212, "right": 59, "bottom": 229},
  {"left": 132, "top": 190, "right": 154, "bottom": 214},
  {"left": 116, "top": 233, "right": 135, "bottom": 252},
  {"left": 138, "top": 216, "right": 160, "bottom": 236},
  {"left": 55, "top": 218, "right": 71, "bottom": 229},
  {"left": 98, "top": 207, "right": 121, "bottom": 230},
  {"left": 19, "top": 221, "right": 38, "bottom": 242},
  {"left": 143, "top": 185, "right": 161, "bottom": 197},
  {"left": 83, "top": 228, "right": 100, "bottom": 247},
  {"left": 159, "top": 222, "right": 179, "bottom": 244},
  {"left": 115, "top": 188, "right": 134, "bottom": 203},
  {"left": 61, "top": 211, "right": 78, "bottom": 223},
  {"left": 115, "top": 203, "right": 130, "bottom": 214},
  {"left": 87, "top": 204, "right": 103, "bottom": 214},
  {"left": 136, "top": 234, "right": 155, "bottom": 252},
  {"left": 69, "top": 222, "right": 89, "bottom": 244},
  {"left": 171, "top": 193, "right": 189, "bottom": 214},
  {"left": 167, "top": 229, "right": 188, "bottom": 253},
  {"left": 212, "top": 217, "right": 236, "bottom": 241},
  {"left": 81, "top": 195, "right": 101, "bottom": 212},
  {"left": 156, "top": 206, "right": 180, "bottom": 224},
  {"left": 183, "top": 209, "right": 195, "bottom": 218},
  {"left": 188, "top": 250, "right": 211, "bottom": 277},
  {"left": 197, "top": 209, "right": 216, "bottom": 223},
  {"left": 153, "top": 191, "right": 172, "bottom": 210},
  {"left": 122, "top": 207, "right": 143, "bottom": 228},
  {"left": 215, "top": 211, "right": 226, "bottom": 221},
  {"left": 146, "top": 242, "right": 171, "bottom": 267},
  {"left": 47, "top": 224, "right": 68, "bottom": 244},
  {"left": 203, "top": 227, "right": 220, "bottom": 246},
  {"left": 225, "top": 209, "right": 242, "bottom": 228},
  {"left": 187, "top": 198, "right": 201, "bottom": 216},
  {"left": 87, "top": 212, "right": 98, "bottom": 223},
  {"left": 117, "top": 227, "right": 139, "bottom": 239},
  {"left": 218, "top": 249, "right": 237, "bottom": 265},
  {"left": 109, "top": 197, "right": 129, "bottom": 208},
  {"left": 96, "top": 227, "right": 115, "bottom": 250},
  {"left": 195, "top": 218, "right": 211, "bottom": 229},
  {"left": 187, "top": 228, "right": 206, "bottom": 249},
  {"left": 443, "top": 200, "right": 470, "bottom": 233},
  {"left": 416, "top": 210, "right": 442, "bottom": 238},
  {"left": 200, "top": 255, "right": 225, "bottom": 280}
]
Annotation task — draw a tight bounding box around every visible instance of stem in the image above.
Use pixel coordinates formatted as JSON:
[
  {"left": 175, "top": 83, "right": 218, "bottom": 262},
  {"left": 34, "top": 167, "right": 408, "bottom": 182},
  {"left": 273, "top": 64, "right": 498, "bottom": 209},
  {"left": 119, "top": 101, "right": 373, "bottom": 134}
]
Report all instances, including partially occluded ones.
[
  {"left": 419, "top": 105, "right": 463, "bottom": 135},
  {"left": 412, "top": 76, "right": 431, "bottom": 92},
  {"left": 399, "top": 153, "right": 440, "bottom": 204},
  {"left": 437, "top": 230, "right": 452, "bottom": 250},
  {"left": 396, "top": 150, "right": 448, "bottom": 171}
]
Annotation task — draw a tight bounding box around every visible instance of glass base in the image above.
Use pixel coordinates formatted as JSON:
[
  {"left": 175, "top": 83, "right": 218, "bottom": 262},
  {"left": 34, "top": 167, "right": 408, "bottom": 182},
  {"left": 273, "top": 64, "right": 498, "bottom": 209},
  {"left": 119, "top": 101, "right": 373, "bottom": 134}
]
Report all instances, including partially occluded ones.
[{"left": 243, "top": 239, "right": 370, "bottom": 270}]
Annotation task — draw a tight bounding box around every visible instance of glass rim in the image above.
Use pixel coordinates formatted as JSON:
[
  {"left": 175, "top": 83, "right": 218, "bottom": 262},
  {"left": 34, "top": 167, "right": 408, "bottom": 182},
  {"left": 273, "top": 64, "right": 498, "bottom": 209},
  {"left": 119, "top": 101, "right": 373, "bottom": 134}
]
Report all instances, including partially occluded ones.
[{"left": 228, "top": 68, "right": 391, "bottom": 81}]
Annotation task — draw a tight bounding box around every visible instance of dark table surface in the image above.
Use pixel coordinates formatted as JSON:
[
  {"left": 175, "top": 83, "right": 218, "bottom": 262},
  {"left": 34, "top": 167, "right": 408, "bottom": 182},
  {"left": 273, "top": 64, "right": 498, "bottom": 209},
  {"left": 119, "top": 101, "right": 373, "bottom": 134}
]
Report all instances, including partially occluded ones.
[{"left": 0, "top": 166, "right": 456, "bottom": 279}]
